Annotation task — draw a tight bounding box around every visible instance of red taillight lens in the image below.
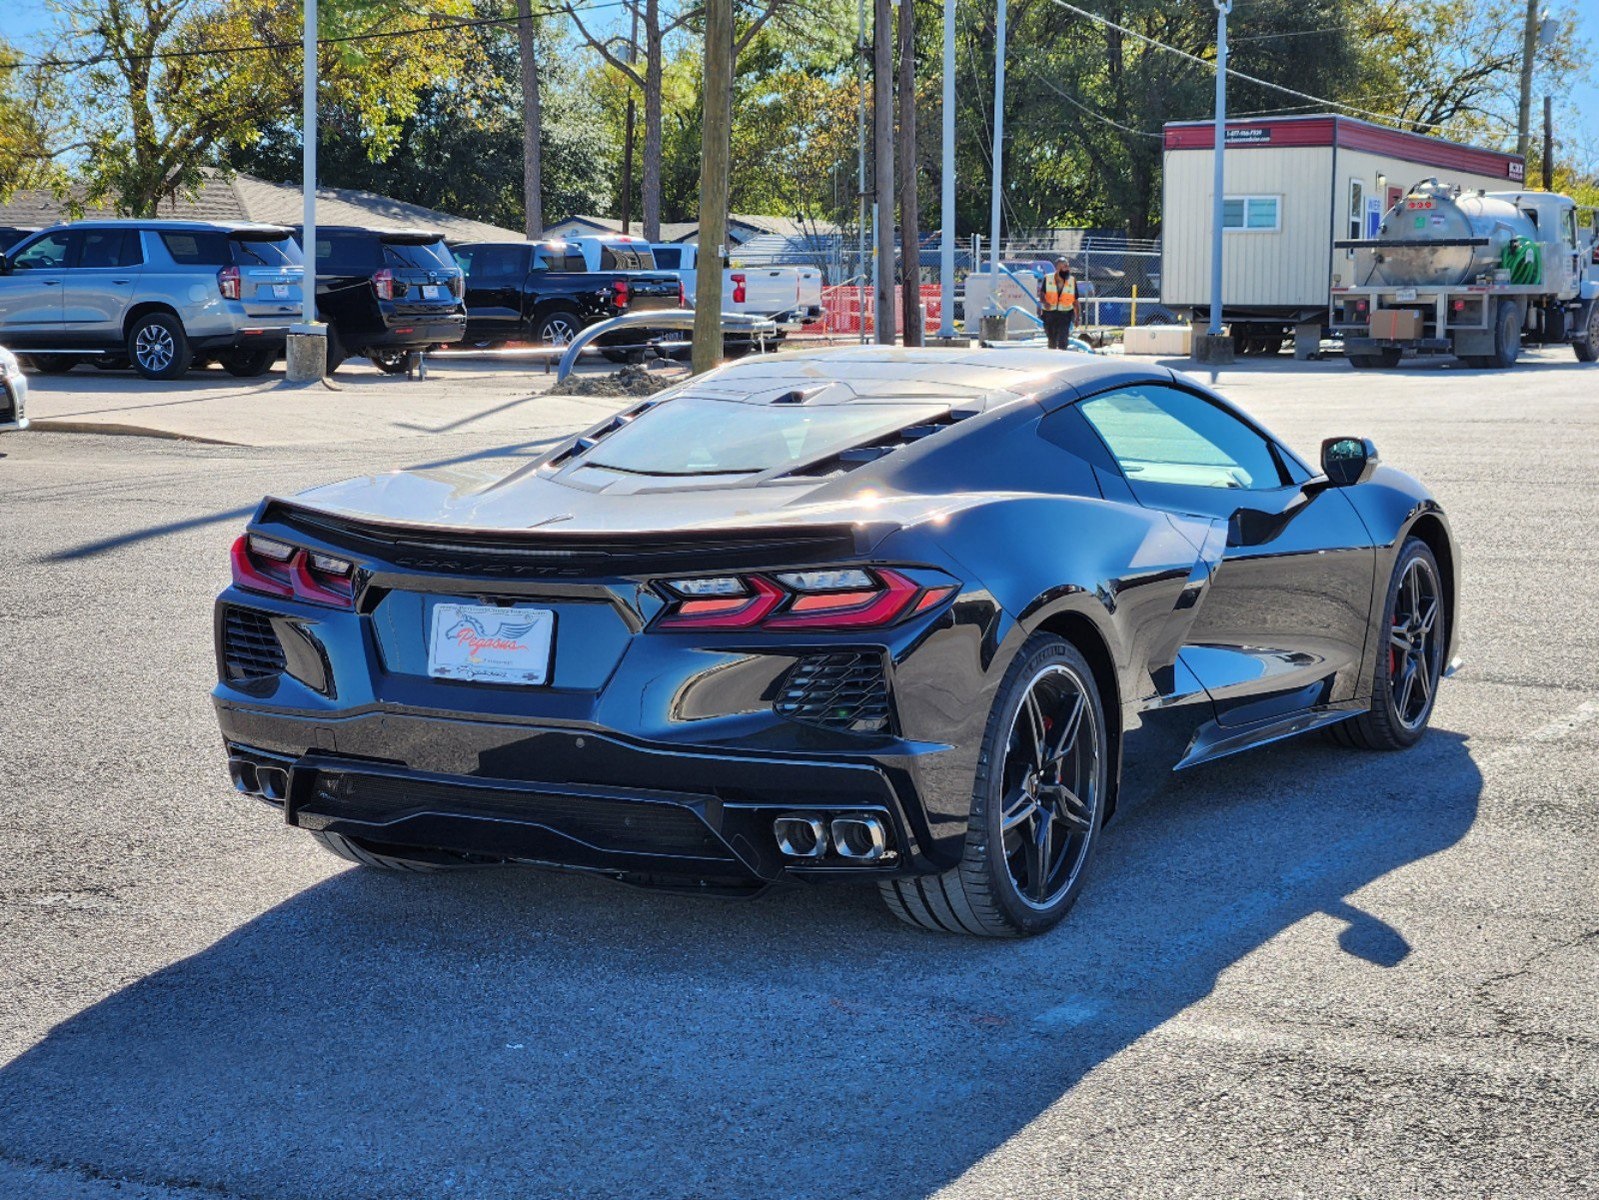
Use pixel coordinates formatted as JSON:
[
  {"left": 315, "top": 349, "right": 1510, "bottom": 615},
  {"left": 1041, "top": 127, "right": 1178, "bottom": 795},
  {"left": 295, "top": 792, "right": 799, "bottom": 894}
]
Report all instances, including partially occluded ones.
[
  {"left": 613, "top": 279, "right": 630, "bottom": 308},
  {"left": 372, "top": 268, "right": 395, "bottom": 300},
  {"left": 654, "top": 569, "right": 954, "bottom": 631},
  {"left": 731, "top": 273, "right": 747, "bottom": 304},
  {"left": 451, "top": 273, "right": 464, "bottom": 298},
  {"left": 230, "top": 535, "right": 355, "bottom": 609},
  {"left": 218, "top": 265, "right": 242, "bottom": 300},
  {"left": 679, "top": 281, "right": 687, "bottom": 308}
]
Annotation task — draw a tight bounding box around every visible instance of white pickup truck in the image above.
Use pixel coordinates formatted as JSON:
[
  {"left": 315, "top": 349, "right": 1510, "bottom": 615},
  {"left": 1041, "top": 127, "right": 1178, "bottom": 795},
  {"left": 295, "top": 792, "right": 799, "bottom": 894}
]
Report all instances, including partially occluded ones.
[{"left": 646, "top": 242, "right": 823, "bottom": 332}]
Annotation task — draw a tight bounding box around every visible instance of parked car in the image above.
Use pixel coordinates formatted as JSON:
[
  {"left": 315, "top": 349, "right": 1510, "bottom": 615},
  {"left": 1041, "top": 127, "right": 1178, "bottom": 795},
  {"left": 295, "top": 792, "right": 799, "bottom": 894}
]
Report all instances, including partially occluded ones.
[
  {"left": 0, "top": 220, "right": 304, "bottom": 379},
  {"left": 0, "top": 344, "right": 27, "bottom": 431},
  {"left": 647, "top": 241, "right": 823, "bottom": 332},
  {"left": 451, "top": 239, "right": 681, "bottom": 358},
  {"left": 212, "top": 347, "right": 1457, "bottom": 937},
  {"left": 294, "top": 226, "right": 466, "bottom": 374},
  {"left": 0, "top": 227, "right": 39, "bottom": 255}
]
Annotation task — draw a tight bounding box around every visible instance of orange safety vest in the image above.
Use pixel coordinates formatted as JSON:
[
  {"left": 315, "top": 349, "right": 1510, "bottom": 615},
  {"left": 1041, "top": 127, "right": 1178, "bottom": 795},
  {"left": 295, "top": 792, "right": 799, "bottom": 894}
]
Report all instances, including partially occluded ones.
[{"left": 1041, "top": 273, "right": 1077, "bottom": 312}]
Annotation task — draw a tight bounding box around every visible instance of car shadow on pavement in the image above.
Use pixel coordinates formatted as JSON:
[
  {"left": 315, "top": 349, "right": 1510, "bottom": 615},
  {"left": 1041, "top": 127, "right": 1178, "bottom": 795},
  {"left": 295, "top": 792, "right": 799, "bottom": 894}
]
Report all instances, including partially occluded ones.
[{"left": 0, "top": 731, "right": 1480, "bottom": 1199}]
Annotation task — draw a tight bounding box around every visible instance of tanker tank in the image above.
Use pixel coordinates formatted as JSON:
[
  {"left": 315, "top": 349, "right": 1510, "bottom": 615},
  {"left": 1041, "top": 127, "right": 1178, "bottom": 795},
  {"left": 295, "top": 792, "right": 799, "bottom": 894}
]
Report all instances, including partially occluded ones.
[{"left": 1360, "top": 178, "right": 1540, "bottom": 289}]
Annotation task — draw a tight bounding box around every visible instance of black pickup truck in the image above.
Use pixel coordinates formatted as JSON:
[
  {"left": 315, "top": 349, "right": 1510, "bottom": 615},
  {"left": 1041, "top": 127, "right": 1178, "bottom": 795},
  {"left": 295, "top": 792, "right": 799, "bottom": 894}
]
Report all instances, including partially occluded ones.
[{"left": 451, "top": 241, "right": 682, "bottom": 355}]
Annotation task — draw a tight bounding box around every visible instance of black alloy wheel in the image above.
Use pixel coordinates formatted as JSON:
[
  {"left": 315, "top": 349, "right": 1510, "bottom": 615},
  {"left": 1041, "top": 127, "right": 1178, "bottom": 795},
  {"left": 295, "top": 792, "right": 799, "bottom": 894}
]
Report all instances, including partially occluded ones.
[
  {"left": 370, "top": 350, "right": 411, "bottom": 375},
  {"left": 881, "top": 634, "right": 1107, "bottom": 937},
  {"left": 1329, "top": 537, "right": 1445, "bottom": 751},
  {"left": 222, "top": 348, "right": 276, "bottom": 378}
]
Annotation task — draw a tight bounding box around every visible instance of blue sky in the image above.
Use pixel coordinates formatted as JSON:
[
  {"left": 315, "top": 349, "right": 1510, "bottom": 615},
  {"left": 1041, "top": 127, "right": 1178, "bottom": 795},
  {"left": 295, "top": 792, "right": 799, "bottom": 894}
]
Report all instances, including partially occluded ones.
[{"left": 8, "top": 1, "right": 1599, "bottom": 164}]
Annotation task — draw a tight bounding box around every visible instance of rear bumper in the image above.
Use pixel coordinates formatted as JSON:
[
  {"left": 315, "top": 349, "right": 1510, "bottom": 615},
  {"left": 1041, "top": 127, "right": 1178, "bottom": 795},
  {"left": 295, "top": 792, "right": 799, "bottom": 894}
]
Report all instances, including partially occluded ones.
[
  {"left": 218, "top": 709, "right": 930, "bottom": 885},
  {"left": 190, "top": 327, "right": 291, "bottom": 353},
  {"left": 363, "top": 315, "right": 468, "bottom": 351}
]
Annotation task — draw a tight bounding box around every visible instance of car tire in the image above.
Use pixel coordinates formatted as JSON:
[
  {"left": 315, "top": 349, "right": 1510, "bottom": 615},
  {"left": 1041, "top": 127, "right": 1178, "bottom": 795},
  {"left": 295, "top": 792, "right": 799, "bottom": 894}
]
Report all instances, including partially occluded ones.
[
  {"left": 127, "top": 311, "right": 193, "bottom": 380},
  {"left": 369, "top": 350, "right": 411, "bottom": 375},
  {"left": 1348, "top": 349, "right": 1401, "bottom": 369},
  {"left": 1489, "top": 299, "right": 1521, "bottom": 369},
  {"left": 1572, "top": 302, "right": 1598, "bottom": 363},
  {"left": 309, "top": 830, "right": 461, "bottom": 873},
  {"left": 1327, "top": 537, "right": 1445, "bottom": 752},
  {"left": 323, "top": 326, "right": 346, "bottom": 375},
  {"left": 22, "top": 355, "right": 80, "bottom": 374},
  {"left": 535, "top": 307, "right": 584, "bottom": 347},
  {"left": 221, "top": 348, "right": 275, "bottom": 378},
  {"left": 880, "top": 633, "right": 1108, "bottom": 937}
]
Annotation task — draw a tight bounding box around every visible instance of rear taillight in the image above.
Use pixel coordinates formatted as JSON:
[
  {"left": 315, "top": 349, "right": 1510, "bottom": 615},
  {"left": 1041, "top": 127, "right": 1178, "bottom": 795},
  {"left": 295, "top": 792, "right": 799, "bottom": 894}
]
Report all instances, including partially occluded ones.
[
  {"left": 451, "top": 273, "right": 464, "bottom": 298},
  {"left": 218, "top": 265, "right": 242, "bottom": 300},
  {"left": 655, "top": 569, "right": 955, "bottom": 631},
  {"left": 613, "top": 279, "right": 630, "bottom": 308},
  {"left": 731, "top": 273, "right": 747, "bottom": 304},
  {"left": 372, "top": 268, "right": 395, "bottom": 300},
  {"left": 231, "top": 534, "right": 355, "bottom": 609},
  {"left": 679, "top": 281, "right": 687, "bottom": 308}
]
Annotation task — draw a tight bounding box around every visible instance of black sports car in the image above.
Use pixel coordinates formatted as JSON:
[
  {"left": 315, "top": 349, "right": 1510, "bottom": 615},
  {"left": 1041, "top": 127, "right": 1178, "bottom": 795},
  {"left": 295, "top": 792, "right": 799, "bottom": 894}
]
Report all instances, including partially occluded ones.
[{"left": 213, "top": 348, "right": 1458, "bottom": 936}]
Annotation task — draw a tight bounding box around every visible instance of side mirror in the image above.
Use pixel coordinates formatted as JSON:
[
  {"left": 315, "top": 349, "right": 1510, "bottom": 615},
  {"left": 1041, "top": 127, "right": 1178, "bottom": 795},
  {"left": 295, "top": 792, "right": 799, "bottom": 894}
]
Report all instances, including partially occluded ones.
[{"left": 1320, "top": 436, "right": 1379, "bottom": 487}]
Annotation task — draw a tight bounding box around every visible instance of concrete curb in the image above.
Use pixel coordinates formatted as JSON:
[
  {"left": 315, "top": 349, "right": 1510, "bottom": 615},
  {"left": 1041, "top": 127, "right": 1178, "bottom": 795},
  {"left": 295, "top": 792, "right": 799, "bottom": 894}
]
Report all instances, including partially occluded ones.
[{"left": 25, "top": 420, "right": 244, "bottom": 447}]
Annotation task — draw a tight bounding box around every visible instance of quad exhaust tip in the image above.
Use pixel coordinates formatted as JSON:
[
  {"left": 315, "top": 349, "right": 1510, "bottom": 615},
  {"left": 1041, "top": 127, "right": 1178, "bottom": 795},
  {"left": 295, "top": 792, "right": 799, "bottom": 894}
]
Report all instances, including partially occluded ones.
[
  {"left": 773, "top": 814, "right": 828, "bottom": 859},
  {"left": 773, "top": 812, "right": 890, "bottom": 862},
  {"left": 227, "top": 758, "right": 259, "bottom": 796},
  {"left": 831, "top": 816, "right": 887, "bottom": 861},
  {"left": 257, "top": 766, "right": 289, "bottom": 802}
]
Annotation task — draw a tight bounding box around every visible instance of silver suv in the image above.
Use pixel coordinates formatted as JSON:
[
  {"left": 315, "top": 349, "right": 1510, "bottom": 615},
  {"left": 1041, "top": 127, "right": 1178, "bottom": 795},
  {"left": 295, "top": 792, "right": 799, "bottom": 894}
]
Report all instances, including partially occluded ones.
[{"left": 0, "top": 220, "right": 305, "bottom": 380}]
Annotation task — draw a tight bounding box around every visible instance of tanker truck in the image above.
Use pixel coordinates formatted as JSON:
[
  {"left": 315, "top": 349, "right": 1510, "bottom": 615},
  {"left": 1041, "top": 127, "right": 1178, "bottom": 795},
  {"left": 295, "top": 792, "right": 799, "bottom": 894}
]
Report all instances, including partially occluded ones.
[{"left": 1330, "top": 178, "right": 1599, "bottom": 368}]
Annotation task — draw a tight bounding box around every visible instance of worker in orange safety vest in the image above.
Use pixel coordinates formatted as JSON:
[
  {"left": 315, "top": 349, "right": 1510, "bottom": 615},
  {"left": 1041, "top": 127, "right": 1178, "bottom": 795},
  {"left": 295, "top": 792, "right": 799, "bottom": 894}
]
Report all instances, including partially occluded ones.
[{"left": 1039, "top": 258, "right": 1077, "bottom": 350}]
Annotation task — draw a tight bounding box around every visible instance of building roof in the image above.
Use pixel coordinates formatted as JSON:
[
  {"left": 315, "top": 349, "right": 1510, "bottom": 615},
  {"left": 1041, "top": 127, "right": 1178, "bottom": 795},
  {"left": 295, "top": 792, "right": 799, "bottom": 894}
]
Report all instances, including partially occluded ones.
[
  {"left": 0, "top": 171, "right": 526, "bottom": 242},
  {"left": 1162, "top": 113, "right": 1525, "bottom": 184}
]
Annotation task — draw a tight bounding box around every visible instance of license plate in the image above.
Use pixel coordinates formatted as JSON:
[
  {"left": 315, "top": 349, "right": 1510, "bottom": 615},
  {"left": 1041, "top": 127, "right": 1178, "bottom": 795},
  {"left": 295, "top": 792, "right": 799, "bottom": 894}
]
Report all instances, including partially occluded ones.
[
  {"left": 1395, "top": 287, "right": 1418, "bottom": 302},
  {"left": 422, "top": 284, "right": 443, "bottom": 300},
  {"left": 428, "top": 603, "right": 554, "bottom": 686},
  {"left": 272, "top": 284, "right": 289, "bottom": 299}
]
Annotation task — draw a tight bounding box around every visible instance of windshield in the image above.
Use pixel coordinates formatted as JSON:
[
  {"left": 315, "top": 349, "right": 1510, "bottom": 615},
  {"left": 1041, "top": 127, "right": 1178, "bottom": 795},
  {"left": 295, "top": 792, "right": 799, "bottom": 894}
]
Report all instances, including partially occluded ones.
[{"left": 583, "top": 396, "right": 949, "bottom": 476}]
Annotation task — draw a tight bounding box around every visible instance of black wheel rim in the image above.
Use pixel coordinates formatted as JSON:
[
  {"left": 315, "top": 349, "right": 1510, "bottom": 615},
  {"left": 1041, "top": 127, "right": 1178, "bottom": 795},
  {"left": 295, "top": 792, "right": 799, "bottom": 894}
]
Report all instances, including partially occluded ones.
[
  {"left": 999, "top": 664, "right": 1101, "bottom": 910},
  {"left": 1389, "top": 557, "right": 1443, "bottom": 730}
]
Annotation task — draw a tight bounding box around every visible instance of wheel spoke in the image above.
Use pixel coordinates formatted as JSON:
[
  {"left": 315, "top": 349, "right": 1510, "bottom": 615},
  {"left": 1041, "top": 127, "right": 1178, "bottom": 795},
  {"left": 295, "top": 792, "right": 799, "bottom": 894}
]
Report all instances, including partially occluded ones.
[
  {"left": 1001, "top": 784, "right": 1038, "bottom": 832},
  {"left": 1389, "top": 628, "right": 1411, "bottom": 653},
  {"left": 1415, "top": 657, "right": 1434, "bottom": 707},
  {"left": 1020, "top": 690, "right": 1048, "bottom": 771},
  {"left": 1418, "top": 597, "right": 1439, "bottom": 635},
  {"left": 1043, "top": 783, "right": 1093, "bottom": 832},
  {"left": 1397, "top": 661, "right": 1418, "bottom": 718},
  {"left": 1024, "top": 810, "right": 1054, "bottom": 902},
  {"left": 1043, "top": 691, "right": 1086, "bottom": 768}
]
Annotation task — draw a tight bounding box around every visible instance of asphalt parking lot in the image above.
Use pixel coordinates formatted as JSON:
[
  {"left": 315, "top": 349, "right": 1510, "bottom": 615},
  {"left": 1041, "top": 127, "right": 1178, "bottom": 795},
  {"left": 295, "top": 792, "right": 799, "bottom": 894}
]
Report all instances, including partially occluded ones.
[{"left": 1, "top": 348, "right": 1595, "bottom": 1199}]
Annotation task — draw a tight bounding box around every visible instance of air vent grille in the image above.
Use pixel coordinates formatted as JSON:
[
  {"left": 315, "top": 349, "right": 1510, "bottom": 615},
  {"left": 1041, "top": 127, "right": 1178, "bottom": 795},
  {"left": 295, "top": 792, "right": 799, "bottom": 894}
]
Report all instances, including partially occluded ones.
[
  {"left": 221, "top": 606, "right": 286, "bottom": 680},
  {"left": 775, "top": 652, "right": 892, "bottom": 733}
]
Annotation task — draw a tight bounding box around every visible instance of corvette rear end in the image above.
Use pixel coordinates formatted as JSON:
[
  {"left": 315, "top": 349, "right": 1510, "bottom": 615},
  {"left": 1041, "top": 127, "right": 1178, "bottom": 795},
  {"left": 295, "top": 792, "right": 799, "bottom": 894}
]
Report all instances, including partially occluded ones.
[{"left": 213, "top": 498, "right": 987, "bottom": 890}]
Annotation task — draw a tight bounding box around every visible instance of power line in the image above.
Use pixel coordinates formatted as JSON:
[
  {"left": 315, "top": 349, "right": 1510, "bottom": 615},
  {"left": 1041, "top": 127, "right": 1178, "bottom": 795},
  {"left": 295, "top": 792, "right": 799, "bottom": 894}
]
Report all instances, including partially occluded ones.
[
  {"left": 1042, "top": 0, "right": 1444, "bottom": 132},
  {"left": 0, "top": 2, "right": 629, "bottom": 74},
  {"left": 1027, "top": 74, "right": 1162, "bottom": 139}
]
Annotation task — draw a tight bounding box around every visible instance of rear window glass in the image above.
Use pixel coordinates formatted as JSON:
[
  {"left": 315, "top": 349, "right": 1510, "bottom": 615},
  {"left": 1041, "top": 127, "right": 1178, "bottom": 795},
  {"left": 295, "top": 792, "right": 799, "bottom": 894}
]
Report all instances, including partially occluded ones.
[
  {"left": 583, "top": 396, "right": 949, "bottom": 476},
  {"left": 652, "top": 246, "right": 682, "bottom": 269},
  {"left": 598, "top": 243, "right": 656, "bottom": 270},
  {"left": 163, "top": 231, "right": 300, "bottom": 267},
  {"left": 314, "top": 233, "right": 382, "bottom": 271},
  {"left": 382, "top": 239, "right": 455, "bottom": 270},
  {"left": 533, "top": 246, "right": 588, "bottom": 272}
]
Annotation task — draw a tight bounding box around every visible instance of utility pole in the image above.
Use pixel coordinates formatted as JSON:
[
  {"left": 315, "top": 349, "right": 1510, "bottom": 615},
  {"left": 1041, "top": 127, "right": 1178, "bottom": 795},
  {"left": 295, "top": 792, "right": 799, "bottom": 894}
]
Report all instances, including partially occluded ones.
[
  {"left": 1542, "top": 94, "right": 1553, "bottom": 190},
  {"left": 286, "top": 0, "right": 326, "bottom": 381},
  {"left": 518, "top": 0, "right": 543, "bottom": 239},
  {"left": 856, "top": 0, "right": 869, "bottom": 343},
  {"left": 978, "top": 0, "right": 1004, "bottom": 345},
  {"left": 620, "top": 0, "right": 639, "bottom": 233},
  {"left": 1206, "top": 0, "right": 1230, "bottom": 341},
  {"left": 896, "top": 0, "right": 921, "bottom": 347},
  {"left": 938, "top": 0, "right": 955, "bottom": 342},
  {"left": 1516, "top": 0, "right": 1539, "bottom": 160},
  {"left": 692, "top": 0, "right": 732, "bottom": 374},
  {"left": 872, "top": 0, "right": 896, "bottom": 343}
]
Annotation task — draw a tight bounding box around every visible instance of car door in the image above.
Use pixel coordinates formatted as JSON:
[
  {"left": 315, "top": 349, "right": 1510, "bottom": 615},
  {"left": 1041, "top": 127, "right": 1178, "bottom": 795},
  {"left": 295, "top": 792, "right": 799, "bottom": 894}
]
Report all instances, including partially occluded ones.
[
  {"left": 1077, "top": 380, "right": 1375, "bottom": 728},
  {"left": 61, "top": 228, "right": 144, "bottom": 341},
  {"left": 457, "top": 244, "right": 528, "bottom": 343},
  {"left": 0, "top": 231, "right": 74, "bottom": 344}
]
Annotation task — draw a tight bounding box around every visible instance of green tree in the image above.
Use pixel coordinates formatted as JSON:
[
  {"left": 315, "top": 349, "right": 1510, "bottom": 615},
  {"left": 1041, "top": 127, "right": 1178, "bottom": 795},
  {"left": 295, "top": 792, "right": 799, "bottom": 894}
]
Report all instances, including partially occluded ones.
[{"left": 46, "top": 0, "right": 472, "bottom": 216}]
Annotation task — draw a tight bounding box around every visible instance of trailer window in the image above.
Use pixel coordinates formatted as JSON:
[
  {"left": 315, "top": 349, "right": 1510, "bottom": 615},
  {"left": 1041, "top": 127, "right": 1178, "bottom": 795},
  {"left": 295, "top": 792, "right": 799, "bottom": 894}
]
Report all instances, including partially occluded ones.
[
  {"left": 1222, "top": 196, "right": 1279, "bottom": 232},
  {"left": 1348, "top": 180, "right": 1365, "bottom": 243}
]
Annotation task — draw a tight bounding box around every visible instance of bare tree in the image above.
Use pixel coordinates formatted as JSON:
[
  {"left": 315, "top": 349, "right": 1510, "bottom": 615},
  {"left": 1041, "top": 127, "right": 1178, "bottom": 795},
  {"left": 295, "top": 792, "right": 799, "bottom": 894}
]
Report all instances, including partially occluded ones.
[{"left": 567, "top": 0, "right": 790, "bottom": 241}]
